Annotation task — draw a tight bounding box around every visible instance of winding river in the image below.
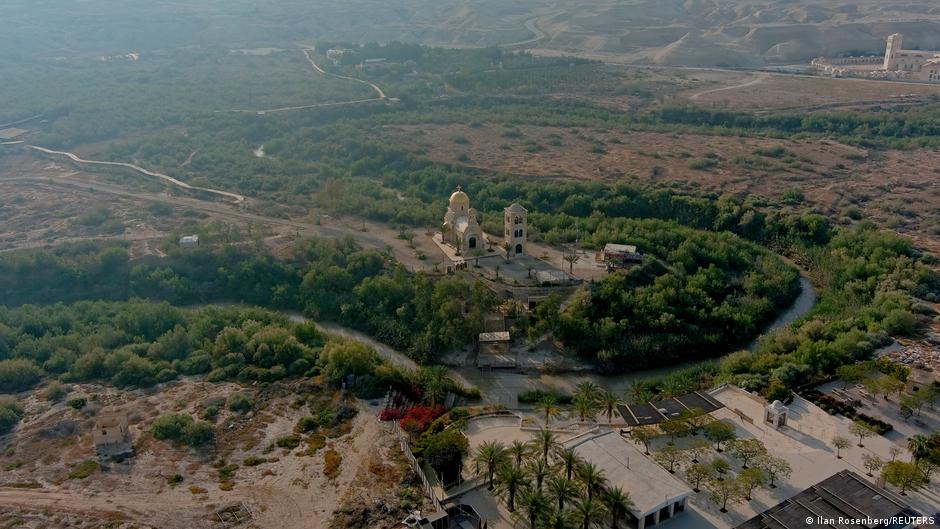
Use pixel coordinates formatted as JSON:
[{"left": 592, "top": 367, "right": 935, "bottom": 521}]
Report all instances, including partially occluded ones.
[{"left": 288, "top": 276, "right": 817, "bottom": 405}]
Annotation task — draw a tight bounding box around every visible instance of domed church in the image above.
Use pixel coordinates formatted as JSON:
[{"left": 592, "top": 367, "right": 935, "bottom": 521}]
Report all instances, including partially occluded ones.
[{"left": 442, "top": 186, "right": 487, "bottom": 254}]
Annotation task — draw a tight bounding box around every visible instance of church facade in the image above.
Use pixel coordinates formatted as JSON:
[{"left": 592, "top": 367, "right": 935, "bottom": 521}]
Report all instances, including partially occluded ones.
[{"left": 443, "top": 186, "right": 487, "bottom": 254}]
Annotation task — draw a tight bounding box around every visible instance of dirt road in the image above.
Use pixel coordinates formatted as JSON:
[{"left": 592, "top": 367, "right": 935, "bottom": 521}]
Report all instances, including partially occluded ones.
[
  {"left": 28, "top": 146, "right": 246, "bottom": 204},
  {"left": 689, "top": 73, "right": 769, "bottom": 100},
  {"left": 1, "top": 164, "right": 441, "bottom": 271},
  {"left": 303, "top": 48, "right": 386, "bottom": 99}
]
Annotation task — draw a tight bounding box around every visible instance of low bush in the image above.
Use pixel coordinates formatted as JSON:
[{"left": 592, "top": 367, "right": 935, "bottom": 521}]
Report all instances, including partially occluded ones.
[
  {"left": 68, "top": 459, "right": 99, "bottom": 479},
  {"left": 518, "top": 388, "right": 572, "bottom": 404}
]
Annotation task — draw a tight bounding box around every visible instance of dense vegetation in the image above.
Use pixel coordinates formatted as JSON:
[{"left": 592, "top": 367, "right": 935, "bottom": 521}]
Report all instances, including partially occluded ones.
[
  {"left": 0, "top": 238, "right": 500, "bottom": 363},
  {"left": 628, "top": 222, "right": 937, "bottom": 401}
]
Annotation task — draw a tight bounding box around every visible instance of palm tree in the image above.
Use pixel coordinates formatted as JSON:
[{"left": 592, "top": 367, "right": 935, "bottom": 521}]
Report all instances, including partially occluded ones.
[
  {"left": 509, "top": 440, "right": 530, "bottom": 468},
  {"left": 556, "top": 447, "right": 581, "bottom": 481},
  {"left": 533, "top": 429, "right": 560, "bottom": 464},
  {"left": 908, "top": 434, "right": 931, "bottom": 462},
  {"left": 473, "top": 440, "right": 508, "bottom": 490},
  {"left": 577, "top": 462, "right": 608, "bottom": 502},
  {"left": 574, "top": 381, "right": 602, "bottom": 402},
  {"left": 573, "top": 394, "right": 599, "bottom": 423},
  {"left": 526, "top": 458, "right": 550, "bottom": 491},
  {"left": 536, "top": 395, "right": 563, "bottom": 426},
  {"left": 574, "top": 497, "right": 608, "bottom": 529},
  {"left": 602, "top": 486, "right": 635, "bottom": 529},
  {"left": 545, "top": 506, "right": 578, "bottom": 529},
  {"left": 495, "top": 464, "right": 527, "bottom": 512},
  {"left": 626, "top": 380, "right": 654, "bottom": 403},
  {"left": 600, "top": 390, "right": 620, "bottom": 424},
  {"left": 516, "top": 488, "right": 549, "bottom": 529},
  {"left": 418, "top": 365, "right": 453, "bottom": 407},
  {"left": 547, "top": 475, "right": 579, "bottom": 511}
]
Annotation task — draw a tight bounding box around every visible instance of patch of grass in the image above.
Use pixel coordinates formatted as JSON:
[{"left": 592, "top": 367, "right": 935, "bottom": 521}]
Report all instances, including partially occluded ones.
[
  {"left": 688, "top": 158, "right": 718, "bottom": 171},
  {"left": 276, "top": 434, "right": 301, "bottom": 449},
  {"left": 323, "top": 448, "right": 342, "bottom": 480},
  {"left": 68, "top": 459, "right": 99, "bottom": 479},
  {"left": 244, "top": 456, "right": 267, "bottom": 467}
]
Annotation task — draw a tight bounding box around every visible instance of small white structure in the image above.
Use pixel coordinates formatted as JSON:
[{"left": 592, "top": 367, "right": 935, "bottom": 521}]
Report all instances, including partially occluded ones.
[
  {"left": 179, "top": 235, "right": 200, "bottom": 248},
  {"left": 503, "top": 203, "right": 528, "bottom": 257},
  {"left": 765, "top": 400, "right": 789, "bottom": 429}
]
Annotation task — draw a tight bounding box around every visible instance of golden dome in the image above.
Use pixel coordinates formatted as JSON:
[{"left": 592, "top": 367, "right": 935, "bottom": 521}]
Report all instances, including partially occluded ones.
[{"left": 449, "top": 186, "right": 470, "bottom": 209}]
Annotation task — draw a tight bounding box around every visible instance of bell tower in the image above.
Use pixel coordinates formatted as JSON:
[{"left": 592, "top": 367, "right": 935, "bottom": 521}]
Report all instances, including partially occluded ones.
[
  {"left": 884, "top": 33, "right": 903, "bottom": 70},
  {"left": 503, "top": 203, "right": 528, "bottom": 257}
]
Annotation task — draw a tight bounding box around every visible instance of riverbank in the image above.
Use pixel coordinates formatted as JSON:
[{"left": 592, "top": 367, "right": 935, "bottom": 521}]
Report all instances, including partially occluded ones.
[{"left": 281, "top": 274, "right": 817, "bottom": 405}]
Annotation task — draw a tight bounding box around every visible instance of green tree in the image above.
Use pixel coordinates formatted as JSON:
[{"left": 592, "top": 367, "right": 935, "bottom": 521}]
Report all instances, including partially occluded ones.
[
  {"left": 726, "top": 438, "right": 767, "bottom": 469},
  {"left": 706, "top": 474, "right": 742, "bottom": 513},
  {"left": 547, "top": 475, "right": 579, "bottom": 511},
  {"left": 849, "top": 421, "right": 875, "bottom": 447},
  {"left": 884, "top": 460, "right": 928, "bottom": 495},
  {"left": 574, "top": 497, "right": 607, "bottom": 529},
  {"left": 629, "top": 425, "right": 657, "bottom": 455},
  {"left": 495, "top": 464, "right": 526, "bottom": 512},
  {"left": 516, "top": 488, "right": 549, "bottom": 529},
  {"left": 832, "top": 436, "right": 850, "bottom": 459},
  {"left": 862, "top": 454, "right": 884, "bottom": 477},
  {"left": 685, "top": 462, "right": 713, "bottom": 492},
  {"left": 602, "top": 486, "right": 634, "bottom": 529},
  {"left": 755, "top": 455, "right": 791, "bottom": 488},
  {"left": 473, "top": 440, "right": 508, "bottom": 490},
  {"left": 704, "top": 420, "right": 736, "bottom": 452},
  {"left": 533, "top": 429, "right": 560, "bottom": 464},
  {"left": 907, "top": 434, "right": 931, "bottom": 462},
  {"left": 556, "top": 447, "right": 582, "bottom": 481},
  {"left": 738, "top": 467, "right": 768, "bottom": 500},
  {"left": 653, "top": 443, "right": 688, "bottom": 474},
  {"left": 509, "top": 440, "right": 530, "bottom": 468},
  {"left": 600, "top": 390, "right": 620, "bottom": 424},
  {"left": 572, "top": 394, "right": 599, "bottom": 423},
  {"left": 536, "top": 395, "right": 563, "bottom": 426},
  {"left": 577, "top": 461, "right": 608, "bottom": 502}
]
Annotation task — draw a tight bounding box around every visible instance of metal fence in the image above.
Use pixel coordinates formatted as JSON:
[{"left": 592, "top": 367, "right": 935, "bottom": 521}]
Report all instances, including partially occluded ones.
[{"left": 392, "top": 421, "right": 443, "bottom": 512}]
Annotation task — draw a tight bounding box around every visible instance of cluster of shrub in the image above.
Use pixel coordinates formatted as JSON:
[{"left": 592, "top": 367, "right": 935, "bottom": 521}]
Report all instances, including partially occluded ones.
[{"left": 801, "top": 390, "right": 893, "bottom": 434}]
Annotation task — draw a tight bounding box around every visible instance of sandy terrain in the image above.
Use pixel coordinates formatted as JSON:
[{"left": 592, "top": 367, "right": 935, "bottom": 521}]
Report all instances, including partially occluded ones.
[{"left": 0, "top": 379, "right": 395, "bottom": 529}]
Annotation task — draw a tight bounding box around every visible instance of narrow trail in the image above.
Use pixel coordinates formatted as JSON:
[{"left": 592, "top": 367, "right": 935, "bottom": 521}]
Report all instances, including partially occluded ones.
[
  {"left": 302, "top": 48, "right": 387, "bottom": 100},
  {"left": 215, "top": 48, "right": 388, "bottom": 115},
  {"left": 689, "top": 73, "right": 769, "bottom": 100},
  {"left": 499, "top": 11, "right": 562, "bottom": 49},
  {"left": 26, "top": 146, "right": 246, "bottom": 204}
]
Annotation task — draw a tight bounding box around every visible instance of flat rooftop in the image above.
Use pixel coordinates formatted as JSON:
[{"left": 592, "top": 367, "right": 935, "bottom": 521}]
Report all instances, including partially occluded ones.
[
  {"left": 735, "top": 470, "right": 919, "bottom": 529},
  {"left": 617, "top": 391, "right": 724, "bottom": 427},
  {"left": 568, "top": 431, "right": 691, "bottom": 516}
]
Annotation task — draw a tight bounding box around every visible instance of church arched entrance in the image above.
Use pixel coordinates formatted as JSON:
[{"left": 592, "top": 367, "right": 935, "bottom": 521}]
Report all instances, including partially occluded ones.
[
  {"left": 468, "top": 237, "right": 477, "bottom": 249},
  {"left": 515, "top": 244, "right": 522, "bottom": 254}
]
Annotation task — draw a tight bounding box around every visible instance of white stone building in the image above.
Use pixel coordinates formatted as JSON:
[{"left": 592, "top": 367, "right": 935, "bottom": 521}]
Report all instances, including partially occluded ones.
[
  {"left": 503, "top": 203, "right": 527, "bottom": 257},
  {"left": 442, "top": 186, "right": 486, "bottom": 254}
]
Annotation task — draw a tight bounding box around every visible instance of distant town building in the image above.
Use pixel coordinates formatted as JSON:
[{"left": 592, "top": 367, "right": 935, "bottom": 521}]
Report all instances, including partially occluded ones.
[
  {"left": 179, "top": 235, "right": 200, "bottom": 248},
  {"left": 813, "top": 33, "right": 940, "bottom": 83},
  {"left": 93, "top": 411, "right": 134, "bottom": 460},
  {"left": 503, "top": 203, "right": 528, "bottom": 256},
  {"left": 735, "top": 470, "right": 919, "bottom": 529},
  {"left": 442, "top": 186, "right": 487, "bottom": 255},
  {"left": 598, "top": 243, "right": 644, "bottom": 269},
  {"left": 360, "top": 58, "right": 389, "bottom": 71}
]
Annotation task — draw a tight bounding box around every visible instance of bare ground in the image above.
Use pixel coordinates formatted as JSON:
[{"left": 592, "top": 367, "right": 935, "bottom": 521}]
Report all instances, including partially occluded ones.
[{"left": 0, "top": 379, "right": 395, "bottom": 529}]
